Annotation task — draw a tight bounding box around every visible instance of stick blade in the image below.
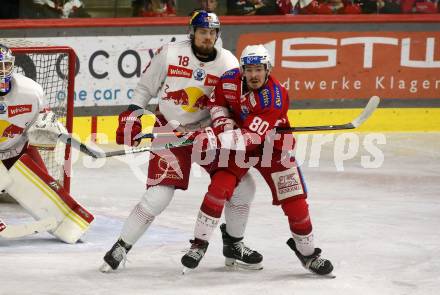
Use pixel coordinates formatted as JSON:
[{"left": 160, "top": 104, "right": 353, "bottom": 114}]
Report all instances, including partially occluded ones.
[
  {"left": 351, "top": 95, "right": 380, "bottom": 128},
  {"left": 0, "top": 217, "right": 57, "bottom": 239}
]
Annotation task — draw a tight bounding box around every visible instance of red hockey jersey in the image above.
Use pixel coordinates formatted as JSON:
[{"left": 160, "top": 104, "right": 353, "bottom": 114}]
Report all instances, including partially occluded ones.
[{"left": 209, "top": 68, "right": 295, "bottom": 151}]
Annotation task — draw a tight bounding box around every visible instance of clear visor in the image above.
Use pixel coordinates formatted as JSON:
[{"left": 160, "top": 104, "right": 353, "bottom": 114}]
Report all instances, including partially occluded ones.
[{"left": 0, "top": 58, "right": 14, "bottom": 78}]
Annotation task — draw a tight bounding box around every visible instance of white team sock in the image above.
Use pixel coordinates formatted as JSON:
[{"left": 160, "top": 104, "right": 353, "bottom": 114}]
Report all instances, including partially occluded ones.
[
  {"left": 292, "top": 232, "right": 315, "bottom": 256},
  {"left": 224, "top": 198, "right": 249, "bottom": 238},
  {"left": 224, "top": 174, "right": 254, "bottom": 238},
  {"left": 194, "top": 210, "right": 220, "bottom": 241},
  {"left": 120, "top": 202, "right": 155, "bottom": 245}
]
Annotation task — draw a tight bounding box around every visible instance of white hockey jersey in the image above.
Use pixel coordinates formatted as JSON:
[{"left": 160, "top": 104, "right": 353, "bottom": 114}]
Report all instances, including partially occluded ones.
[
  {"left": 131, "top": 40, "right": 239, "bottom": 127},
  {"left": 0, "top": 73, "right": 44, "bottom": 160}
]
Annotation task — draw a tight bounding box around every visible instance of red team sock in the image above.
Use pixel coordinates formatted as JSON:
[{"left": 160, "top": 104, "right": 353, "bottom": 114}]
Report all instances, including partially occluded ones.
[
  {"left": 281, "top": 198, "right": 313, "bottom": 236},
  {"left": 200, "top": 170, "right": 237, "bottom": 218}
]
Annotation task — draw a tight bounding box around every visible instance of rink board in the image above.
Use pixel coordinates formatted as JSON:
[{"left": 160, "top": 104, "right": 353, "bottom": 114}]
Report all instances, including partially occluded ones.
[{"left": 70, "top": 108, "right": 440, "bottom": 143}]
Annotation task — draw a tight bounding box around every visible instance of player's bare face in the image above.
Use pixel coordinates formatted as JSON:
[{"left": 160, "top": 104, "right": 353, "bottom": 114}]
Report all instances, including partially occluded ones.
[
  {"left": 194, "top": 28, "right": 217, "bottom": 56},
  {"left": 244, "top": 64, "right": 267, "bottom": 90}
]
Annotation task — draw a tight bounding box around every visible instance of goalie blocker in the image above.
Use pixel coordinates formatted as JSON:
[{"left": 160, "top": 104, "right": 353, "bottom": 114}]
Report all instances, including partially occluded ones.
[{"left": 0, "top": 154, "right": 94, "bottom": 243}]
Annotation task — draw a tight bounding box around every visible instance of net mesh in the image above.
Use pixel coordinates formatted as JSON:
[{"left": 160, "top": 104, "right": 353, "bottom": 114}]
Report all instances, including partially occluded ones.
[{"left": 0, "top": 42, "right": 73, "bottom": 201}]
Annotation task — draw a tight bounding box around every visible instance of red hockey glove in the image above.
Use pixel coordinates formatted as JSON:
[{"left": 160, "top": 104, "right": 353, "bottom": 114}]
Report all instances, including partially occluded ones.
[
  {"left": 190, "top": 127, "right": 220, "bottom": 152},
  {"left": 116, "top": 110, "right": 142, "bottom": 146}
]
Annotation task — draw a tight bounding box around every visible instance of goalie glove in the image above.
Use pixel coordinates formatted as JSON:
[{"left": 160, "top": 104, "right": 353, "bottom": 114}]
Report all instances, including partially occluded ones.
[{"left": 28, "top": 111, "right": 67, "bottom": 149}]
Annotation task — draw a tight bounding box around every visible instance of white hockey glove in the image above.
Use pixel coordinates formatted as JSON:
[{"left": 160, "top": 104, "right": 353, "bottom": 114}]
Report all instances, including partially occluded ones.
[{"left": 28, "top": 111, "right": 67, "bottom": 149}]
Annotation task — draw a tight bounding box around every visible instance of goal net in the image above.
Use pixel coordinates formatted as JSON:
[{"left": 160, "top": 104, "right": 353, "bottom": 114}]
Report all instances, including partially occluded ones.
[{"left": 1, "top": 40, "right": 75, "bottom": 199}]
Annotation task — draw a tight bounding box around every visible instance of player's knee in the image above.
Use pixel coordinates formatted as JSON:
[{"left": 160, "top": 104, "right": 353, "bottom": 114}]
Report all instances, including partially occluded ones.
[
  {"left": 140, "top": 185, "right": 175, "bottom": 216},
  {"left": 281, "top": 198, "right": 312, "bottom": 235},
  {"left": 208, "top": 170, "right": 237, "bottom": 201},
  {"left": 231, "top": 173, "right": 256, "bottom": 204}
]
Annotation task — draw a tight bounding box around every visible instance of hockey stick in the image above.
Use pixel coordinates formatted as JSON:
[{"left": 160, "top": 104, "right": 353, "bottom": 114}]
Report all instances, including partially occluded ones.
[
  {"left": 56, "top": 96, "right": 379, "bottom": 158},
  {"left": 277, "top": 95, "right": 380, "bottom": 133},
  {"left": 135, "top": 95, "right": 381, "bottom": 139},
  {"left": 0, "top": 217, "right": 57, "bottom": 239},
  {"left": 57, "top": 134, "right": 194, "bottom": 159}
]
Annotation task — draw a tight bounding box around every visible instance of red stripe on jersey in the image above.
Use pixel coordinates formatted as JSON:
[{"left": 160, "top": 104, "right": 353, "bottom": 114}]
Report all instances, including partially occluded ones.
[
  {"left": 167, "top": 65, "right": 193, "bottom": 78},
  {"left": 8, "top": 104, "right": 32, "bottom": 117},
  {"left": 204, "top": 74, "right": 220, "bottom": 86}
]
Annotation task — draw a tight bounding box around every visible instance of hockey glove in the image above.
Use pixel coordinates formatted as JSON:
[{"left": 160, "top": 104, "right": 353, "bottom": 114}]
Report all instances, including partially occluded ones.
[
  {"left": 190, "top": 127, "right": 219, "bottom": 152},
  {"left": 116, "top": 109, "right": 142, "bottom": 146},
  {"left": 28, "top": 111, "right": 68, "bottom": 149}
]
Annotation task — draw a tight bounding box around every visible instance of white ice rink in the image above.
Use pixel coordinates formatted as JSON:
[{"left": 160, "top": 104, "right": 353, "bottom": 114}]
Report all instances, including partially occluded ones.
[{"left": 1, "top": 133, "right": 439, "bottom": 295}]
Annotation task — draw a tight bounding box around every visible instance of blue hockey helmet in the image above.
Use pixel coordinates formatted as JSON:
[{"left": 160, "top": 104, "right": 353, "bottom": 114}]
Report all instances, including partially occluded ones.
[
  {"left": 0, "top": 44, "right": 14, "bottom": 93},
  {"left": 189, "top": 10, "right": 220, "bottom": 40}
]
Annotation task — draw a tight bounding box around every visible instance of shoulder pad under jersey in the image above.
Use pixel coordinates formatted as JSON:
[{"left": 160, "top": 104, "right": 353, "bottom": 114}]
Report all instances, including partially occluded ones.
[{"left": 221, "top": 68, "right": 240, "bottom": 80}]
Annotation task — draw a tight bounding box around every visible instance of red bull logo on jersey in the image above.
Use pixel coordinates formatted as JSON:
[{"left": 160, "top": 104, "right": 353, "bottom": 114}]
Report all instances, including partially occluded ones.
[
  {"left": 0, "top": 120, "right": 24, "bottom": 143},
  {"left": 164, "top": 87, "right": 208, "bottom": 113},
  {"left": 8, "top": 104, "right": 32, "bottom": 118},
  {"left": 167, "top": 65, "right": 193, "bottom": 79},
  {"left": 204, "top": 74, "right": 220, "bottom": 86}
]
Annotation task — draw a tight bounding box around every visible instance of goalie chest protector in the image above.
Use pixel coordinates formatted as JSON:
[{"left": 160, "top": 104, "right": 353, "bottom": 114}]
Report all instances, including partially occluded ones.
[{"left": 0, "top": 73, "right": 43, "bottom": 152}]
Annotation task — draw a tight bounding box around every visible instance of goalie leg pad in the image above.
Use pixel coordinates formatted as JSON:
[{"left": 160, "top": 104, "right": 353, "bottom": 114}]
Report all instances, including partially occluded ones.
[
  {"left": 7, "top": 154, "right": 94, "bottom": 243},
  {"left": 0, "top": 161, "right": 13, "bottom": 191}
]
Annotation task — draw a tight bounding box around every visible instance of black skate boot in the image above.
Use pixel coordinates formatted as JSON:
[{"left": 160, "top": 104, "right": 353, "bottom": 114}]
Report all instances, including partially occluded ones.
[
  {"left": 287, "top": 238, "right": 334, "bottom": 277},
  {"left": 220, "top": 223, "right": 263, "bottom": 270},
  {"left": 100, "top": 239, "right": 132, "bottom": 273},
  {"left": 181, "top": 238, "right": 209, "bottom": 271}
]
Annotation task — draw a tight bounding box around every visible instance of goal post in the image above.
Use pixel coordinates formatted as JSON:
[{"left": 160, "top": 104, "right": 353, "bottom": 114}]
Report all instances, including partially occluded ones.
[{"left": 2, "top": 42, "right": 76, "bottom": 194}]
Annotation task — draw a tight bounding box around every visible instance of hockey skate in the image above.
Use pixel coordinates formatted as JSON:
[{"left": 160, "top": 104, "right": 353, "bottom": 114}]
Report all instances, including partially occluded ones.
[
  {"left": 181, "top": 239, "right": 209, "bottom": 273},
  {"left": 220, "top": 223, "right": 263, "bottom": 270},
  {"left": 286, "top": 238, "right": 335, "bottom": 278},
  {"left": 100, "top": 239, "right": 132, "bottom": 273}
]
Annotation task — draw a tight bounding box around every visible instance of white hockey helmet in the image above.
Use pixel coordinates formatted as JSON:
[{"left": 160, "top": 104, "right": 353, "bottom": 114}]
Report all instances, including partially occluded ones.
[
  {"left": 239, "top": 45, "right": 272, "bottom": 73},
  {"left": 0, "top": 44, "right": 15, "bottom": 93}
]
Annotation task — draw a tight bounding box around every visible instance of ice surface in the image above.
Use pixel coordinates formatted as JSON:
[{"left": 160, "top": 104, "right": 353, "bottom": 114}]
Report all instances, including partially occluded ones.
[{"left": 1, "top": 133, "right": 439, "bottom": 295}]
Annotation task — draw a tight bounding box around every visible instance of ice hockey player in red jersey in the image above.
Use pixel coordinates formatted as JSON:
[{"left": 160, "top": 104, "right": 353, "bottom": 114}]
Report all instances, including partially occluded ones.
[
  {"left": 100, "top": 10, "right": 262, "bottom": 272},
  {"left": 181, "top": 44, "right": 334, "bottom": 276}
]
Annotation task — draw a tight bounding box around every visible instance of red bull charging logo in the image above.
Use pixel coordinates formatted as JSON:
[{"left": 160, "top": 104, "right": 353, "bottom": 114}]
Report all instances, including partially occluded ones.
[
  {"left": 164, "top": 87, "right": 209, "bottom": 113},
  {"left": 0, "top": 120, "right": 24, "bottom": 143}
]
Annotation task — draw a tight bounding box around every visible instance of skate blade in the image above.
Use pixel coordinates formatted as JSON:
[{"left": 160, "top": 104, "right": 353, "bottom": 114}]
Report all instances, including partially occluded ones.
[
  {"left": 225, "top": 258, "right": 263, "bottom": 271},
  {"left": 182, "top": 266, "right": 192, "bottom": 275},
  {"left": 99, "top": 262, "right": 114, "bottom": 273},
  {"left": 323, "top": 272, "right": 336, "bottom": 279},
  {"left": 307, "top": 270, "right": 336, "bottom": 279}
]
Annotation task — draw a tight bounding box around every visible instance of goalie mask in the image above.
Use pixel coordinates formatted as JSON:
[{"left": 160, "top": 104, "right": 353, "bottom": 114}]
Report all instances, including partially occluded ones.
[
  {"left": 189, "top": 10, "right": 221, "bottom": 42},
  {"left": 0, "top": 44, "right": 14, "bottom": 94}
]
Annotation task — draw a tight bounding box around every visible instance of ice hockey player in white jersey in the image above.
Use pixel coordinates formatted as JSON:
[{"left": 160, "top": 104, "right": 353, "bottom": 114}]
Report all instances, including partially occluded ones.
[
  {"left": 100, "top": 10, "right": 262, "bottom": 272},
  {"left": 0, "top": 44, "right": 93, "bottom": 242}
]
